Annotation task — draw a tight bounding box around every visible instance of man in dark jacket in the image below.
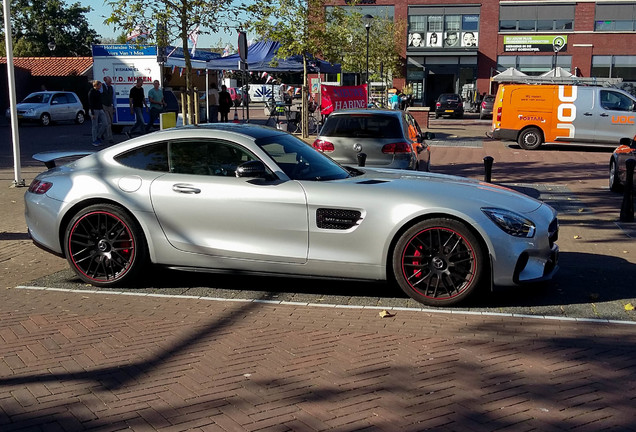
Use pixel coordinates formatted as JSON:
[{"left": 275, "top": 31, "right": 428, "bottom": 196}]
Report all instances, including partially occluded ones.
[
  {"left": 219, "top": 85, "right": 232, "bottom": 122},
  {"left": 88, "top": 80, "right": 107, "bottom": 146},
  {"left": 101, "top": 76, "right": 115, "bottom": 143},
  {"left": 127, "top": 77, "right": 148, "bottom": 137}
]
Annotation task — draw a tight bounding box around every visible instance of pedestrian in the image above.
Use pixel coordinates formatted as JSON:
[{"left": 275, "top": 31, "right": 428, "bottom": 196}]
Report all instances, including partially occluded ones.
[
  {"left": 101, "top": 76, "right": 115, "bottom": 143},
  {"left": 208, "top": 82, "right": 219, "bottom": 123},
  {"left": 88, "top": 80, "right": 108, "bottom": 146},
  {"left": 389, "top": 91, "right": 399, "bottom": 110},
  {"left": 146, "top": 80, "right": 166, "bottom": 132},
  {"left": 219, "top": 85, "right": 232, "bottom": 122},
  {"left": 126, "top": 77, "right": 147, "bottom": 138}
]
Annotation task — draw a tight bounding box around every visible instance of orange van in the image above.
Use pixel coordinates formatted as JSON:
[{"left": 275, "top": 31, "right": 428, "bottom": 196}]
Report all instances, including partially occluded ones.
[{"left": 491, "top": 84, "right": 636, "bottom": 150}]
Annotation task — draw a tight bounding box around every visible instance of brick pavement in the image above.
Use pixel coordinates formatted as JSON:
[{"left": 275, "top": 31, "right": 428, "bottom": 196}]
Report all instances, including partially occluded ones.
[{"left": 2, "top": 116, "right": 636, "bottom": 430}]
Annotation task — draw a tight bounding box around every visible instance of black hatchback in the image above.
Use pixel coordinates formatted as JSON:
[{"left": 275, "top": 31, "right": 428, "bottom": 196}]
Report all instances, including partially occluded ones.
[{"left": 435, "top": 93, "right": 464, "bottom": 119}]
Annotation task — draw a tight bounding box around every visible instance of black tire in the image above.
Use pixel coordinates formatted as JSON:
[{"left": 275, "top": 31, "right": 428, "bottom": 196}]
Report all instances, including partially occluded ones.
[
  {"left": 610, "top": 158, "right": 623, "bottom": 192},
  {"left": 64, "top": 204, "right": 147, "bottom": 287},
  {"left": 40, "top": 113, "right": 51, "bottom": 126},
  {"left": 75, "top": 111, "right": 85, "bottom": 125},
  {"left": 518, "top": 127, "right": 543, "bottom": 150},
  {"left": 392, "top": 218, "right": 485, "bottom": 307}
]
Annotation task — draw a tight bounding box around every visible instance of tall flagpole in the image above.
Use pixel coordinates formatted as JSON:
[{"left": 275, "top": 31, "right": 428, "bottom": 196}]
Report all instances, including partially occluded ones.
[{"left": 3, "top": 0, "right": 24, "bottom": 187}]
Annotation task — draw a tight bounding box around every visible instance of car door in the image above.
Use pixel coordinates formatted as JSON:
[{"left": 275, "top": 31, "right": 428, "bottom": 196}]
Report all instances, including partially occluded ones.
[
  {"left": 595, "top": 89, "right": 636, "bottom": 144},
  {"left": 50, "top": 93, "right": 69, "bottom": 121},
  {"left": 149, "top": 138, "right": 309, "bottom": 263}
]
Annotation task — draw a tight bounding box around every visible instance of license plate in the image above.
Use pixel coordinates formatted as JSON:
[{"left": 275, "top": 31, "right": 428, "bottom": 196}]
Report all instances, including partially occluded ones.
[{"left": 445, "top": 110, "right": 454, "bottom": 113}]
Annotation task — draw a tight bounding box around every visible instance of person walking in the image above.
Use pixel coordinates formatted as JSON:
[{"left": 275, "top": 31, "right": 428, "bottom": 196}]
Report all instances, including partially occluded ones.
[
  {"left": 219, "top": 85, "right": 232, "bottom": 122},
  {"left": 208, "top": 82, "right": 219, "bottom": 123},
  {"left": 101, "top": 76, "right": 115, "bottom": 143},
  {"left": 126, "top": 77, "right": 147, "bottom": 138},
  {"left": 146, "top": 80, "right": 166, "bottom": 132},
  {"left": 88, "top": 80, "right": 108, "bottom": 146}
]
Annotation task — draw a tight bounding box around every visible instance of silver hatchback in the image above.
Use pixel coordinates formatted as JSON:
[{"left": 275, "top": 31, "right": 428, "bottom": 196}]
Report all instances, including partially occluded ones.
[
  {"left": 312, "top": 109, "right": 431, "bottom": 171},
  {"left": 6, "top": 91, "right": 86, "bottom": 126}
]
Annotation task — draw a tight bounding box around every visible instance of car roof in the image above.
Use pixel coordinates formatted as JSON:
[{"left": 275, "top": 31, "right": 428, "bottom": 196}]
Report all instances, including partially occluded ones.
[
  {"left": 29, "top": 91, "right": 74, "bottom": 95},
  {"left": 169, "top": 123, "right": 286, "bottom": 140},
  {"left": 328, "top": 109, "right": 404, "bottom": 117}
]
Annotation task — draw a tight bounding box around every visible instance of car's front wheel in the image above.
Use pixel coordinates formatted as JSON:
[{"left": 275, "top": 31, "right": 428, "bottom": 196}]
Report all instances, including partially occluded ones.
[
  {"left": 610, "top": 158, "right": 623, "bottom": 192},
  {"left": 64, "top": 204, "right": 147, "bottom": 287},
  {"left": 392, "top": 218, "right": 485, "bottom": 307},
  {"left": 40, "top": 113, "right": 51, "bottom": 126}
]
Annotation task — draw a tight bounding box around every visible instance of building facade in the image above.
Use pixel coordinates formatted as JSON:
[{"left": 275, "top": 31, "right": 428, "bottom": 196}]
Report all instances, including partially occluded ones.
[{"left": 333, "top": 0, "right": 636, "bottom": 107}]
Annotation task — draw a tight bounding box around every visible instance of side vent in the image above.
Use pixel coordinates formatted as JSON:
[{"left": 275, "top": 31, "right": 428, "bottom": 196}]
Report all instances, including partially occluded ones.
[{"left": 316, "top": 208, "right": 362, "bottom": 230}]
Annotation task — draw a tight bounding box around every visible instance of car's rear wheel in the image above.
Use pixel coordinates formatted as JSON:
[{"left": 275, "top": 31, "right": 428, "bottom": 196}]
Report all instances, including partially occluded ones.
[
  {"left": 392, "top": 218, "right": 485, "bottom": 307},
  {"left": 518, "top": 127, "right": 543, "bottom": 150},
  {"left": 40, "top": 113, "right": 51, "bottom": 126},
  {"left": 75, "top": 111, "right": 85, "bottom": 124},
  {"left": 610, "top": 158, "right": 623, "bottom": 192},
  {"left": 64, "top": 204, "right": 147, "bottom": 287}
]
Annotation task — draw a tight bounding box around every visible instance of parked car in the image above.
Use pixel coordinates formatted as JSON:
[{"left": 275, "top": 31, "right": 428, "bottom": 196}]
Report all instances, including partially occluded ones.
[
  {"left": 609, "top": 136, "right": 636, "bottom": 191},
  {"left": 227, "top": 87, "right": 249, "bottom": 107},
  {"left": 479, "top": 94, "right": 495, "bottom": 120},
  {"left": 26, "top": 123, "right": 558, "bottom": 307},
  {"left": 6, "top": 91, "right": 85, "bottom": 126},
  {"left": 435, "top": 93, "right": 464, "bottom": 119},
  {"left": 313, "top": 109, "right": 432, "bottom": 171}
]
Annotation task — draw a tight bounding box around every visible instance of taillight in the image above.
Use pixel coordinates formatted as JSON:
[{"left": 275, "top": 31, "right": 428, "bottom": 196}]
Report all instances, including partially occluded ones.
[
  {"left": 313, "top": 139, "right": 334, "bottom": 152},
  {"left": 481, "top": 101, "right": 486, "bottom": 108},
  {"left": 382, "top": 142, "right": 411, "bottom": 153},
  {"left": 28, "top": 179, "right": 53, "bottom": 194},
  {"left": 496, "top": 107, "right": 502, "bottom": 122},
  {"left": 436, "top": 102, "right": 441, "bottom": 108},
  {"left": 458, "top": 101, "right": 463, "bottom": 108}
]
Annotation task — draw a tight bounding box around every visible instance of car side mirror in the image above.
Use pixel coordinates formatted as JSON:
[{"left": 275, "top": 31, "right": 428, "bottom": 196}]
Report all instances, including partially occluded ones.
[
  {"left": 236, "top": 160, "right": 270, "bottom": 178},
  {"left": 620, "top": 137, "right": 633, "bottom": 146}
]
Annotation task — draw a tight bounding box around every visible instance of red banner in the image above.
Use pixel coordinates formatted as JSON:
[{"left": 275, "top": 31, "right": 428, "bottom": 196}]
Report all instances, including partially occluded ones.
[{"left": 320, "top": 84, "right": 367, "bottom": 115}]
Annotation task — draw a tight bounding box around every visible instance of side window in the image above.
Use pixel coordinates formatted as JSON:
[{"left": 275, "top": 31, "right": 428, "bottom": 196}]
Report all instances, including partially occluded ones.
[
  {"left": 66, "top": 93, "right": 78, "bottom": 104},
  {"left": 114, "top": 142, "right": 169, "bottom": 172},
  {"left": 168, "top": 140, "right": 255, "bottom": 177},
  {"left": 600, "top": 90, "right": 634, "bottom": 112},
  {"left": 51, "top": 94, "right": 66, "bottom": 105}
]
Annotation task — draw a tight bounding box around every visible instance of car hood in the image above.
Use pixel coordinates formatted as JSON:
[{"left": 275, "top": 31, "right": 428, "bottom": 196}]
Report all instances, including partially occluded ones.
[
  {"left": 16, "top": 103, "right": 45, "bottom": 110},
  {"left": 343, "top": 167, "right": 545, "bottom": 214}
]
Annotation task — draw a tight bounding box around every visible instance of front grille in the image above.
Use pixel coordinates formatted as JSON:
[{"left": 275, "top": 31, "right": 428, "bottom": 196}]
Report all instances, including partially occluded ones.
[
  {"left": 548, "top": 218, "right": 559, "bottom": 247},
  {"left": 316, "top": 208, "right": 362, "bottom": 230}
]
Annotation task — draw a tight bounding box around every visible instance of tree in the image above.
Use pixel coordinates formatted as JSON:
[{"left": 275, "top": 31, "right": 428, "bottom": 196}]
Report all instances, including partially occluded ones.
[
  {"left": 0, "top": 0, "right": 100, "bottom": 57},
  {"left": 106, "top": 0, "right": 237, "bottom": 124},
  {"left": 243, "top": 0, "right": 351, "bottom": 138}
]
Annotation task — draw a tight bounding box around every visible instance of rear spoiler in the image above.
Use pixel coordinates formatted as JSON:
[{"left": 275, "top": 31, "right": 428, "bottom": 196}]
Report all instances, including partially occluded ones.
[{"left": 32, "top": 151, "right": 94, "bottom": 169}]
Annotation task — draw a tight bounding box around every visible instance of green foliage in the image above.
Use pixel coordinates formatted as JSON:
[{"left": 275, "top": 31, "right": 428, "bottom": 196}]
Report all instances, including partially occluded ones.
[{"left": 0, "top": 0, "right": 100, "bottom": 56}]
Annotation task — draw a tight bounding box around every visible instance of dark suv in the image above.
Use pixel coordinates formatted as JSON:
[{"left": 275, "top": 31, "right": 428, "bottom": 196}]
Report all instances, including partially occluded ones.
[{"left": 435, "top": 93, "right": 464, "bottom": 119}]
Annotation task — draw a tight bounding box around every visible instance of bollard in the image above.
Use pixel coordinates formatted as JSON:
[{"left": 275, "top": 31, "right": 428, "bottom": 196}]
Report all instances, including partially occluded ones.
[
  {"left": 620, "top": 158, "right": 636, "bottom": 222},
  {"left": 357, "top": 152, "right": 367, "bottom": 167},
  {"left": 483, "top": 156, "right": 494, "bottom": 183}
]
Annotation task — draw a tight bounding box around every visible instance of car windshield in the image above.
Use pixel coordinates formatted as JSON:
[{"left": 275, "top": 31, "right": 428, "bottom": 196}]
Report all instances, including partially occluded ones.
[
  {"left": 22, "top": 93, "right": 50, "bottom": 104},
  {"left": 321, "top": 114, "right": 403, "bottom": 139},
  {"left": 256, "top": 134, "right": 351, "bottom": 181}
]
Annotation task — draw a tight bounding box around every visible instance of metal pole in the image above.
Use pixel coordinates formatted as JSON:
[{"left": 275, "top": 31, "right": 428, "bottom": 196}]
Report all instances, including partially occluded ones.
[
  {"left": 365, "top": 27, "right": 370, "bottom": 107},
  {"left": 3, "top": 0, "right": 24, "bottom": 187}
]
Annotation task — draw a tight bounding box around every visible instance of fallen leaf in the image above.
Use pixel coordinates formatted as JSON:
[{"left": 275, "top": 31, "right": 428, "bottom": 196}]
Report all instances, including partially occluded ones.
[
  {"left": 577, "top": 208, "right": 585, "bottom": 213},
  {"left": 379, "top": 310, "right": 395, "bottom": 318},
  {"left": 574, "top": 235, "right": 582, "bottom": 239},
  {"left": 625, "top": 303, "right": 635, "bottom": 311}
]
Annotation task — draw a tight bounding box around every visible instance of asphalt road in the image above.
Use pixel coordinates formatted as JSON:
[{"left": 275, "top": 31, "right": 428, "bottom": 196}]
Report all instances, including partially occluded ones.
[{"left": 4, "top": 112, "right": 636, "bottom": 323}]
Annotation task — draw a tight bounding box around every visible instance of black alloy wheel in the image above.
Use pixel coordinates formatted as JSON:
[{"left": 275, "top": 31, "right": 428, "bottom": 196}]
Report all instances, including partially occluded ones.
[
  {"left": 393, "top": 218, "right": 485, "bottom": 306},
  {"left": 64, "top": 204, "right": 147, "bottom": 286}
]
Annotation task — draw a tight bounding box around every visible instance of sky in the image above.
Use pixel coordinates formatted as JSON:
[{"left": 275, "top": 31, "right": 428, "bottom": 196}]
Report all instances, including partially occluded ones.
[{"left": 84, "top": 0, "right": 238, "bottom": 48}]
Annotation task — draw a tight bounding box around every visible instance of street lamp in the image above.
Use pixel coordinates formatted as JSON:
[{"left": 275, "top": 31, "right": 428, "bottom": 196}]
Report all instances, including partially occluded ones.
[{"left": 362, "top": 14, "right": 373, "bottom": 107}]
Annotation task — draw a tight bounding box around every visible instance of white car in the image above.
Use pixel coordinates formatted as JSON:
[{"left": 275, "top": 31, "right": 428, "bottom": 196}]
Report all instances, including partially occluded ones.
[{"left": 6, "top": 91, "right": 85, "bottom": 126}]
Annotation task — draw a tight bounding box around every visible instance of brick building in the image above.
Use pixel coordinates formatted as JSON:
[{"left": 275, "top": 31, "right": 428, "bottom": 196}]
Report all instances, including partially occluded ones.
[{"left": 333, "top": 0, "right": 636, "bottom": 107}]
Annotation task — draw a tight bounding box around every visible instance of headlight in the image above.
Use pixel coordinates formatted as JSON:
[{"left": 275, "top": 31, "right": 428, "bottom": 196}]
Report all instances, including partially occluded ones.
[{"left": 482, "top": 208, "right": 535, "bottom": 238}]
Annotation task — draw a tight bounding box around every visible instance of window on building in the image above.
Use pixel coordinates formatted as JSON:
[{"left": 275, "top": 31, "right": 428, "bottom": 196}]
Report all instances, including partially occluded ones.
[
  {"left": 497, "top": 55, "right": 572, "bottom": 76},
  {"left": 499, "top": 4, "right": 574, "bottom": 32},
  {"left": 595, "top": 4, "right": 636, "bottom": 31},
  {"left": 408, "top": 6, "right": 480, "bottom": 49},
  {"left": 593, "top": 56, "right": 636, "bottom": 80}
]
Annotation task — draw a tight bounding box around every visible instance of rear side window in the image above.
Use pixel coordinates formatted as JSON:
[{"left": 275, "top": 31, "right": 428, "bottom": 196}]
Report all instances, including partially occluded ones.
[
  {"left": 321, "top": 114, "right": 403, "bottom": 139},
  {"left": 115, "top": 142, "right": 169, "bottom": 172}
]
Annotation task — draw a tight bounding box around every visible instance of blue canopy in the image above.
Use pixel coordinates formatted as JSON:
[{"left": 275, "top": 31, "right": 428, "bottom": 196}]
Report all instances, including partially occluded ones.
[
  {"left": 165, "top": 46, "right": 221, "bottom": 69},
  {"left": 205, "top": 40, "right": 340, "bottom": 74}
]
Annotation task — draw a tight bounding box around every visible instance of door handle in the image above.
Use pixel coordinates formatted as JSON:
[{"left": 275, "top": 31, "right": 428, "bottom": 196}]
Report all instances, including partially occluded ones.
[
  {"left": 172, "top": 184, "right": 201, "bottom": 194},
  {"left": 584, "top": 112, "right": 593, "bottom": 116},
  {"left": 600, "top": 113, "right": 609, "bottom": 117}
]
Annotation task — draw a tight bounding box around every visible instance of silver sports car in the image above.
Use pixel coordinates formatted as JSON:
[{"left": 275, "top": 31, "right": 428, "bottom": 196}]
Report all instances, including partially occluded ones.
[{"left": 25, "top": 124, "right": 559, "bottom": 306}]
